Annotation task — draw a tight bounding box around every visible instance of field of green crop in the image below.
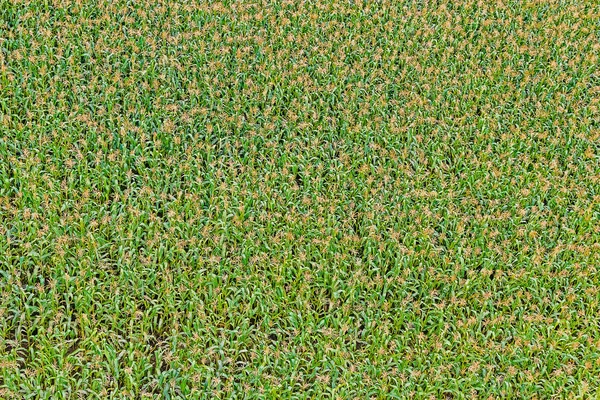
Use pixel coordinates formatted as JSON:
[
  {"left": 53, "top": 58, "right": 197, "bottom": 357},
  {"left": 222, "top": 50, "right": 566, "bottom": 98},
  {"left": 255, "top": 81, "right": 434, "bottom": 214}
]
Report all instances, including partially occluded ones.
[{"left": 1, "top": 0, "right": 599, "bottom": 398}]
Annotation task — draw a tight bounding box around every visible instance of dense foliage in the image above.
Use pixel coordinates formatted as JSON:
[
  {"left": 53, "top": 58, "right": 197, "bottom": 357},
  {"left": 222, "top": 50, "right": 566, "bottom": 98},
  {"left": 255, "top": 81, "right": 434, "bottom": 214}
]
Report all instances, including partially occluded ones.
[{"left": 1, "top": 0, "right": 599, "bottom": 398}]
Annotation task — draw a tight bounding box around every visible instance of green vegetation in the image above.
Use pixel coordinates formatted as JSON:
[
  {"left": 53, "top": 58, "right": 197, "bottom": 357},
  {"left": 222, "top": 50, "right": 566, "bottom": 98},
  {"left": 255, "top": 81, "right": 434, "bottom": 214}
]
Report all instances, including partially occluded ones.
[{"left": 1, "top": 0, "right": 599, "bottom": 398}]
